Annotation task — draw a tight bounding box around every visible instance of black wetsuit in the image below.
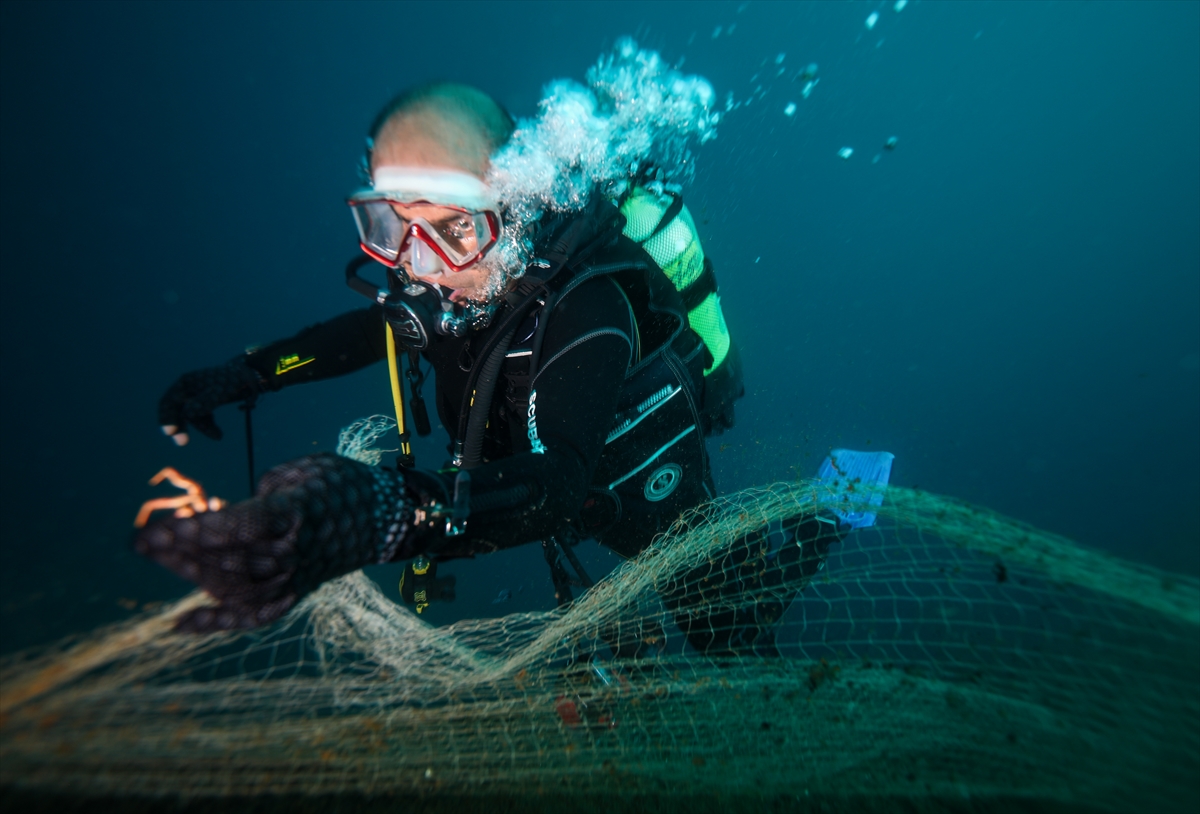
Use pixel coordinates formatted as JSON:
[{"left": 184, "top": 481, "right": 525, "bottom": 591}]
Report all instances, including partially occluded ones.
[
  {"left": 237, "top": 193, "right": 711, "bottom": 556},
  {"left": 244, "top": 272, "right": 645, "bottom": 555},
  {"left": 228, "top": 214, "right": 831, "bottom": 657}
]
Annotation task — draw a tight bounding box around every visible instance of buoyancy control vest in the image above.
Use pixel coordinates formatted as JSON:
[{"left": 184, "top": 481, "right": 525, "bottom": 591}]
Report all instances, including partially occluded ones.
[
  {"left": 494, "top": 193, "right": 742, "bottom": 556},
  {"left": 377, "top": 191, "right": 744, "bottom": 558},
  {"left": 500, "top": 233, "right": 715, "bottom": 556}
]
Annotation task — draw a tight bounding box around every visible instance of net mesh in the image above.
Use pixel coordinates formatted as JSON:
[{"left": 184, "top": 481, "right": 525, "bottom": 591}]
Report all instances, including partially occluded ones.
[
  {"left": 2, "top": 480, "right": 1197, "bottom": 812},
  {"left": 335, "top": 414, "right": 398, "bottom": 466}
]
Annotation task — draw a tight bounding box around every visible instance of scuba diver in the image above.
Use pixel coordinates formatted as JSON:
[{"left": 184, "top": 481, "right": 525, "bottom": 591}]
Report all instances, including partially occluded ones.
[{"left": 139, "top": 82, "right": 875, "bottom": 658}]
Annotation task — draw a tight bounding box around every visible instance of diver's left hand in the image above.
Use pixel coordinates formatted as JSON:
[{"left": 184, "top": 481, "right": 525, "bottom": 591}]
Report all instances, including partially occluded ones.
[{"left": 135, "top": 453, "right": 397, "bottom": 633}]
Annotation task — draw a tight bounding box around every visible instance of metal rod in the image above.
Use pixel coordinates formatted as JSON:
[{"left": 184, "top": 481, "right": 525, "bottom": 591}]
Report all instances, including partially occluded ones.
[
  {"left": 241, "top": 399, "right": 256, "bottom": 498},
  {"left": 557, "top": 537, "right": 595, "bottom": 588}
]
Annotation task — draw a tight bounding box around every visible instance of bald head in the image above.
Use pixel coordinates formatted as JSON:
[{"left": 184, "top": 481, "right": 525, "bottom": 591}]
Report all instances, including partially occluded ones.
[{"left": 369, "top": 83, "right": 514, "bottom": 178}]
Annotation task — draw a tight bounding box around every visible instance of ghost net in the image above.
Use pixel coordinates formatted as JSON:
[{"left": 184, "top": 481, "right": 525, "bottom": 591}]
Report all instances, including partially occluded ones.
[{"left": 2, "top": 479, "right": 1197, "bottom": 813}]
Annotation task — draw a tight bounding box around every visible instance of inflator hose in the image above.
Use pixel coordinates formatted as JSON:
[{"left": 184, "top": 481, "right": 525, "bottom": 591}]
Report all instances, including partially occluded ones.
[{"left": 461, "top": 327, "right": 515, "bottom": 469}]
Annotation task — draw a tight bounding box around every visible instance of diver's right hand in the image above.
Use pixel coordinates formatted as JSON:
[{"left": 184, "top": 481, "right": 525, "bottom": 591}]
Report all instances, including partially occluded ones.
[{"left": 158, "top": 358, "right": 264, "bottom": 445}]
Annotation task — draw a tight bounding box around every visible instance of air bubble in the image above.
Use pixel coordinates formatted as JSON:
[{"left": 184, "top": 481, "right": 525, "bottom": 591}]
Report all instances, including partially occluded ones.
[{"left": 481, "top": 38, "right": 719, "bottom": 294}]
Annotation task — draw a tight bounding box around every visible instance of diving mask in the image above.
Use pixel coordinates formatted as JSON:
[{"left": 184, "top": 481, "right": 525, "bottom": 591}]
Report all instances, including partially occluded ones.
[{"left": 348, "top": 167, "right": 502, "bottom": 274}]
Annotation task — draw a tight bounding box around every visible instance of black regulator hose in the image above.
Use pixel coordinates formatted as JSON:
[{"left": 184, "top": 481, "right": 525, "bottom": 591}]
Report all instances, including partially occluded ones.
[{"left": 461, "top": 327, "right": 515, "bottom": 469}]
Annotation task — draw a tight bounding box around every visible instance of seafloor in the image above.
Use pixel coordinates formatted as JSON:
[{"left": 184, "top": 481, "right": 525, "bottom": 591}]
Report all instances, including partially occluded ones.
[{"left": 0, "top": 788, "right": 1137, "bottom": 814}]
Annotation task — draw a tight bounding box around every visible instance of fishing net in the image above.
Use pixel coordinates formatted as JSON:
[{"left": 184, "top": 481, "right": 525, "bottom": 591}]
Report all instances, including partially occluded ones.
[{"left": 2, "top": 477, "right": 1197, "bottom": 813}]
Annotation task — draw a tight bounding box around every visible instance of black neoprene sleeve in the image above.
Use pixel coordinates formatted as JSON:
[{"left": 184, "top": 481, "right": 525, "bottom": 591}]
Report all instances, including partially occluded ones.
[{"left": 243, "top": 305, "right": 386, "bottom": 391}]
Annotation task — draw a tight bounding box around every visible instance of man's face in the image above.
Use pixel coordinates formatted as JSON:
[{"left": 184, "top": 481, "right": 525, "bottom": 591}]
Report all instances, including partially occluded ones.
[
  {"left": 389, "top": 202, "right": 492, "bottom": 297},
  {"left": 370, "top": 118, "right": 497, "bottom": 300}
]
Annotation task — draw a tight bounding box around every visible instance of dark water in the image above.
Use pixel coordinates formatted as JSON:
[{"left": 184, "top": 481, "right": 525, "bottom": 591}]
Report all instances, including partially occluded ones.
[{"left": 1, "top": 0, "right": 1197, "bottom": 654}]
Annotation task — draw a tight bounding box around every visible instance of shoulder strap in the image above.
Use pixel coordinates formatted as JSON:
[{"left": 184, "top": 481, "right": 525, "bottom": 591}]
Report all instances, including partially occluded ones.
[
  {"left": 678, "top": 256, "right": 718, "bottom": 311},
  {"left": 640, "top": 192, "right": 684, "bottom": 244},
  {"left": 501, "top": 234, "right": 647, "bottom": 415}
]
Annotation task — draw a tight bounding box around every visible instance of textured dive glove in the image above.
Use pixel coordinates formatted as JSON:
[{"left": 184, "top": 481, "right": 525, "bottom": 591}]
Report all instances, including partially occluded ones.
[
  {"left": 158, "top": 357, "right": 265, "bottom": 443},
  {"left": 135, "top": 453, "right": 415, "bottom": 633}
]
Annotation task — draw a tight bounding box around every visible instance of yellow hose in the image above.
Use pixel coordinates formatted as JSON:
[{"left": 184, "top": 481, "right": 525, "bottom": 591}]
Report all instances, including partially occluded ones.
[{"left": 385, "top": 325, "right": 411, "bottom": 459}]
